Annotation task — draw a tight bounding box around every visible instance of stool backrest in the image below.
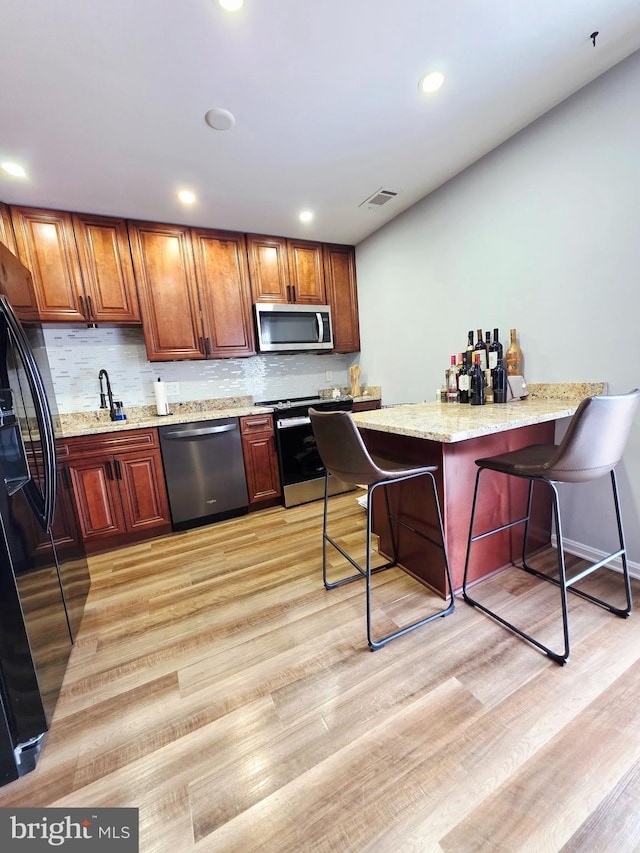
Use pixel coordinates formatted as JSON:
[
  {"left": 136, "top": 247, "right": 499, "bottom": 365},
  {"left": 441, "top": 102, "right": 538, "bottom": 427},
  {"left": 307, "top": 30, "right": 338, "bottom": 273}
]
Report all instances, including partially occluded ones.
[
  {"left": 543, "top": 389, "right": 640, "bottom": 483},
  {"left": 309, "top": 408, "right": 382, "bottom": 486}
]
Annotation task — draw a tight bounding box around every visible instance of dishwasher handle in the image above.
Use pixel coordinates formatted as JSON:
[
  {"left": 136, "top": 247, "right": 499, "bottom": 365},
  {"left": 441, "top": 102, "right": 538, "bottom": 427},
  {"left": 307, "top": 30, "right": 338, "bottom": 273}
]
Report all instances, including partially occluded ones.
[{"left": 162, "top": 423, "right": 238, "bottom": 439}]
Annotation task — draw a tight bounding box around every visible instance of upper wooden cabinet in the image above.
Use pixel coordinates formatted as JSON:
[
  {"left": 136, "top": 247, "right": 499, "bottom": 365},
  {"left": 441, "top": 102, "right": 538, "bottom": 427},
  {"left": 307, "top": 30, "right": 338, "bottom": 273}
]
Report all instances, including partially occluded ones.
[
  {"left": 130, "top": 222, "right": 256, "bottom": 361},
  {"left": 129, "top": 221, "right": 204, "bottom": 360},
  {"left": 323, "top": 243, "right": 360, "bottom": 353},
  {"left": 247, "top": 234, "right": 326, "bottom": 305},
  {"left": 0, "top": 202, "right": 17, "bottom": 255},
  {"left": 72, "top": 213, "right": 141, "bottom": 323},
  {"left": 9, "top": 206, "right": 140, "bottom": 324},
  {"left": 191, "top": 228, "right": 256, "bottom": 358}
]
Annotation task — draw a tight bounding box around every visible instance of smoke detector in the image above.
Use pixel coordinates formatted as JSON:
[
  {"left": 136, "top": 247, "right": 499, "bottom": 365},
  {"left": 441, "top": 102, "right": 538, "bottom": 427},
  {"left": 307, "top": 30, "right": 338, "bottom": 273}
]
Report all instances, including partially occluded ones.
[{"left": 359, "top": 188, "right": 398, "bottom": 209}]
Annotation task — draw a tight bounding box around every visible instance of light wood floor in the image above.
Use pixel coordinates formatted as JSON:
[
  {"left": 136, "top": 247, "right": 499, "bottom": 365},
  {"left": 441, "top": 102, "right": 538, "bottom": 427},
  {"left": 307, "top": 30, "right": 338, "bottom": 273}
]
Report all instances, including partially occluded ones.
[{"left": 2, "top": 491, "right": 640, "bottom": 852}]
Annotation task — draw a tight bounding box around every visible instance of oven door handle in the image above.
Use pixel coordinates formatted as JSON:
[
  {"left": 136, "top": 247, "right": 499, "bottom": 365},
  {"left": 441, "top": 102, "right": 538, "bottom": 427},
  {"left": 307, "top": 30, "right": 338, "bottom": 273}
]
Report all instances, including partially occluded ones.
[{"left": 277, "top": 416, "right": 311, "bottom": 429}]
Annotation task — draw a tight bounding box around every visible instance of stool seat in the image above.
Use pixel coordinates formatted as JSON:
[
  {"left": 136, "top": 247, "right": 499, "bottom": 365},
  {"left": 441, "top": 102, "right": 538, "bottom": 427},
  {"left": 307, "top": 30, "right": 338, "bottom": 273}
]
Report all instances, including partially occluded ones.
[
  {"left": 309, "top": 408, "right": 454, "bottom": 650},
  {"left": 463, "top": 389, "right": 640, "bottom": 665}
]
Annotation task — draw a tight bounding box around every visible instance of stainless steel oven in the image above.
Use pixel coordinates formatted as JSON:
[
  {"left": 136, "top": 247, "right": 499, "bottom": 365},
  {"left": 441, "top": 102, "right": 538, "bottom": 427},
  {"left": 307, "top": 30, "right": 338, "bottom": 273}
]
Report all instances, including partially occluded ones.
[{"left": 256, "top": 397, "right": 354, "bottom": 507}]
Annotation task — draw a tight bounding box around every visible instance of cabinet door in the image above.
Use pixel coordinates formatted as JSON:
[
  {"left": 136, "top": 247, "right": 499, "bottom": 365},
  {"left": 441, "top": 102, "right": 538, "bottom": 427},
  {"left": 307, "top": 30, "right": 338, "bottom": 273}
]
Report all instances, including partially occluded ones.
[
  {"left": 0, "top": 240, "right": 40, "bottom": 319},
  {"left": 287, "top": 239, "right": 326, "bottom": 304},
  {"left": 73, "top": 213, "right": 141, "bottom": 323},
  {"left": 10, "top": 206, "right": 86, "bottom": 321},
  {"left": 191, "top": 228, "right": 256, "bottom": 357},
  {"left": 241, "top": 415, "right": 281, "bottom": 505},
  {"left": 0, "top": 202, "right": 17, "bottom": 254},
  {"left": 323, "top": 243, "right": 360, "bottom": 353},
  {"left": 116, "top": 449, "right": 171, "bottom": 531},
  {"left": 67, "top": 456, "right": 127, "bottom": 542},
  {"left": 247, "top": 234, "right": 289, "bottom": 303},
  {"left": 129, "top": 221, "right": 204, "bottom": 360}
]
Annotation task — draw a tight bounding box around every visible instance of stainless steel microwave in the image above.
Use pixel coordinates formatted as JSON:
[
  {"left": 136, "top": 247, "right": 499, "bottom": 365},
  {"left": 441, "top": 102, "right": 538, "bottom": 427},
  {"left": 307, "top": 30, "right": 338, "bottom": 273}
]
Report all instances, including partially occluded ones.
[{"left": 254, "top": 303, "right": 334, "bottom": 352}]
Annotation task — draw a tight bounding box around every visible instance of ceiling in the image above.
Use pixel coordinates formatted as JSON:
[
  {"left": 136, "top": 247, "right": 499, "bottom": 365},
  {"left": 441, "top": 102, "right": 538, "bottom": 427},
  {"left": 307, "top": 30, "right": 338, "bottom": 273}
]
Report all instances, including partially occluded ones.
[{"left": 1, "top": 0, "right": 640, "bottom": 246}]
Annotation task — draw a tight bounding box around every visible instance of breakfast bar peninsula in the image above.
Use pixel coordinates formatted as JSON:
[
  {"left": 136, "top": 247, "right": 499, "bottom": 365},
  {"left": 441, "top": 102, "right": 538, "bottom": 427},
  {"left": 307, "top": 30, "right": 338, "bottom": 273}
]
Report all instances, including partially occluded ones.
[{"left": 351, "top": 385, "right": 605, "bottom": 596}]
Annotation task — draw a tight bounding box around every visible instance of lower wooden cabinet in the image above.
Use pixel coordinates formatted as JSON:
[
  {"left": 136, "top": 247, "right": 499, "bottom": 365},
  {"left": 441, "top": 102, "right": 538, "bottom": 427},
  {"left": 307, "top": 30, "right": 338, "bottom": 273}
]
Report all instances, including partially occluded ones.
[
  {"left": 60, "top": 428, "right": 171, "bottom": 554},
  {"left": 240, "top": 414, "right": 282, "bottom": 508},
  {"left": 351, "top": 399, "right": 381, "bottom": 413}
]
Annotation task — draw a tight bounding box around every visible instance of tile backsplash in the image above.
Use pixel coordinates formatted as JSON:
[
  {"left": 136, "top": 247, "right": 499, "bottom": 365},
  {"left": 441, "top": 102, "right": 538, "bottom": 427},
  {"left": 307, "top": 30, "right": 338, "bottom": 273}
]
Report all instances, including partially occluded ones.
[{"left": 43, "top": 325, "right": 356, "bottom": 413}]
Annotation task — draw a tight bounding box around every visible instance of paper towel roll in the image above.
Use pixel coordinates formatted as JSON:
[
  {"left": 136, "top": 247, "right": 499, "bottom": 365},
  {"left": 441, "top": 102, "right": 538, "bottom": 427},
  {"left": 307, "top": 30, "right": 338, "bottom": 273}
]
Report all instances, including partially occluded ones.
[{"left": 154, "top": 378, "right": 170, "bottom": 416}]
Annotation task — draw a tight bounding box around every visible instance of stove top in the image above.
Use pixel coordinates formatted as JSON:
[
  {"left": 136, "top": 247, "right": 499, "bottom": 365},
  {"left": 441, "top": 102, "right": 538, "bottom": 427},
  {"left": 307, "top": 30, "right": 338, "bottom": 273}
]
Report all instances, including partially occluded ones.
[
  {"left": 255, "top": 395, "right": 353, "bottom": 413},
  {"left": 255, "top": 396, "right": 325, "bottom": 411}
]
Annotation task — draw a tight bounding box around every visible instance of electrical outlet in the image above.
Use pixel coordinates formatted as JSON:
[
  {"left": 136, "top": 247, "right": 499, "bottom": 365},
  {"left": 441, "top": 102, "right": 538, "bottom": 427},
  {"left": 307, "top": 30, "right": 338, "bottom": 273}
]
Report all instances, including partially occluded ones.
[
  {"left": 325, "top": 370, "right": 333, "bottom": 381},
  {"left": 165, "top": 382, "right": 180, "bottom": 396}
]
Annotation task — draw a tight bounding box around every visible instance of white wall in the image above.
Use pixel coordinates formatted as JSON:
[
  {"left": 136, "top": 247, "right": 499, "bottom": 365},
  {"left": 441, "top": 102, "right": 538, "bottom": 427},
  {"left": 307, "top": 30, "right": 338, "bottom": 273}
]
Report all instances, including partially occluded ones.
[{"left": 355, "top": 48, "right": 640, "bottom": 562}]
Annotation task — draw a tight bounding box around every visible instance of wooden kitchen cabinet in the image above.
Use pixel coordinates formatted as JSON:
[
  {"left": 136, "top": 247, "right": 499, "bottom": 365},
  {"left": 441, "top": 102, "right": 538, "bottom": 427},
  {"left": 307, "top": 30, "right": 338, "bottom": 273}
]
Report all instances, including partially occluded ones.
[
  {"left": 247, "top": 234, "right": 326, "bottom": 305},
  {"left": 62, "top": 428, "right": 171, "bottom": 554},
  {"left": 324, "top": 243, "right": 360, "bottom": 353},
  {"left": 0, "top": 202, "right": 17, "bottom": 254},
  {"left": 191, "top": 228, "right": 256, "bottom": 357},
  {"left": 9, "top": 206, "right": 141, "bottom": 324},
  {"left": 240, "top": 414, "right": 282, "bottom": 508},
  {"left": 130, "top": 221, "right": 256, "bottom": 360},
  {"left": 351, "top": 399, "right": 381, "bottom": 412},
  {"left": 72, "top": 213, "right": 140, "bottom": 323},
  {"left": 129, "top": 220, "right": 204, "bottom": 360}
]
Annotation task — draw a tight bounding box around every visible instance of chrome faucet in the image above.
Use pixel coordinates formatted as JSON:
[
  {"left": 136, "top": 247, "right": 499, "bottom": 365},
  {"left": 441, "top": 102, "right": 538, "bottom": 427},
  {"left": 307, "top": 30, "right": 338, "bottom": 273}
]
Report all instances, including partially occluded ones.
[{"left": 98, "top": 369, "right": 117, "bottom": 421}]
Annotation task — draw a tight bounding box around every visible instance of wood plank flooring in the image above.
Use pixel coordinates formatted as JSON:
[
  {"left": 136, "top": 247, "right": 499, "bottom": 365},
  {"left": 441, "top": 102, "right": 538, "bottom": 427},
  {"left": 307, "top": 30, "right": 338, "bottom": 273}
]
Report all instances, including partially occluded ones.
[{"left": 2, "top": 491, "right": 640, "bottom": 852}]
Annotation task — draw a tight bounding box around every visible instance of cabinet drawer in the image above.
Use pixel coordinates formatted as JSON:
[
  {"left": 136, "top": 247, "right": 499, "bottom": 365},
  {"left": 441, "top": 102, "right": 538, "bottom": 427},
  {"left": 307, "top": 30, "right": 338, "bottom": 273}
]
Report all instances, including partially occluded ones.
[
  {"left": 61, "top": 427, "right": 160, "bottom": 459},
  {"left": 240, "top": 414, "right": 274, "bottom": 435}
]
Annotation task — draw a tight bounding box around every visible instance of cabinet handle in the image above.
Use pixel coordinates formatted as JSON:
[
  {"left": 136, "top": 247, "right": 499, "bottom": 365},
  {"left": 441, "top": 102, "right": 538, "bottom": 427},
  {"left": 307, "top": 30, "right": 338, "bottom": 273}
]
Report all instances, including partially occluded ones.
[
  {"left": 63, "top": 465, "right": 72, "bottom": 489},
  {"left": 77, "top": 293, "right": 86, "bottom": 318},
  {"left": 106, "top": 460, "right": 114, "bottom": 480},
  {"left": 114, "top": 459, "right": 122, "bottom": 480},
  {"left": 86, "top": 294, "right": 94, "bottom": 319},
  {"left": 205, "top": 337, "right": 211, "bottom": 355},
  {"left": 199, "top": 335, "right": 206, "bottom": 355}
]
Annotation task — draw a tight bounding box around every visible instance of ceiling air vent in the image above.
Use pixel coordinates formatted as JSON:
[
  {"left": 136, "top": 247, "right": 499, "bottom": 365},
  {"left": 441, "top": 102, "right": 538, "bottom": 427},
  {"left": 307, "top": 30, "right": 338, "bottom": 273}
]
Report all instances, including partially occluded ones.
[{"left": 359, "top": 188, "right": 398, "bottom": 208}]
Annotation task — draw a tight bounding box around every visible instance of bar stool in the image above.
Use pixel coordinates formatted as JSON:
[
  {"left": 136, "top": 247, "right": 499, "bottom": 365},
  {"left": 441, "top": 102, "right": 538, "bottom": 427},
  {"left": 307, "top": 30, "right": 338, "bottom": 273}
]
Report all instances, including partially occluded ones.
[
  {"left": 462, "top": 389, "right": 640, "bottom": 665},
  {"left": 309, "top": 408, "right": 454, "bottom": 650}
]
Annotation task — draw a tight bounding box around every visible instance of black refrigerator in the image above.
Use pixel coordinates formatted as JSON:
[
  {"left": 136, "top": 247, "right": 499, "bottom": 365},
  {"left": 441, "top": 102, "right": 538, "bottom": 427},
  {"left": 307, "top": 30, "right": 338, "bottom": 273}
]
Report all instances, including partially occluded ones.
[{"left": 0, "top": 293, "right": 90, "bottom": 787}]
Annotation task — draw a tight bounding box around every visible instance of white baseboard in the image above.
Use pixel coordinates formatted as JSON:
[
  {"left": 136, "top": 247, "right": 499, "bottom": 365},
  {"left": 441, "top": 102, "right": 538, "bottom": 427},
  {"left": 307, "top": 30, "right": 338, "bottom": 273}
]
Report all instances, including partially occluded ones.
[{"left": 550, "top": 535, "right": 640, "bottom": 580}]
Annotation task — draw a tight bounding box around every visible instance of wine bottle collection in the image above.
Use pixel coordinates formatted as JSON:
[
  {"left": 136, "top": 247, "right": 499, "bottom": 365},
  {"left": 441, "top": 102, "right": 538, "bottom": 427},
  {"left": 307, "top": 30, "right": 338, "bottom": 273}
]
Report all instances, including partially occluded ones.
[{"left": 440, "top": 328, "right": 523, "bottom": 406}]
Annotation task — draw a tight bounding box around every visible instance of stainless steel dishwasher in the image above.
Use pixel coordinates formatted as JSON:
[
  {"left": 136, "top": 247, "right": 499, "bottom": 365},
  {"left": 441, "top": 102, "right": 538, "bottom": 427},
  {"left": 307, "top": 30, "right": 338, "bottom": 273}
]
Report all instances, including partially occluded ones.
[{"left": 158, "top": 417, "right": 248, "bottom": 530}]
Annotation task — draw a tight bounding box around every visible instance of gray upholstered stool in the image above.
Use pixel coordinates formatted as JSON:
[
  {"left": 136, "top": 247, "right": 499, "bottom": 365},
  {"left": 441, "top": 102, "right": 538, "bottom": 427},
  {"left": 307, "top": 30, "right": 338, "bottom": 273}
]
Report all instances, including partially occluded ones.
[
  {"left": 462, "top": 390, "right": 640, "bottom": 665},
  {"left": 309, "top": 408, "right": 454, "bottom": 650}
]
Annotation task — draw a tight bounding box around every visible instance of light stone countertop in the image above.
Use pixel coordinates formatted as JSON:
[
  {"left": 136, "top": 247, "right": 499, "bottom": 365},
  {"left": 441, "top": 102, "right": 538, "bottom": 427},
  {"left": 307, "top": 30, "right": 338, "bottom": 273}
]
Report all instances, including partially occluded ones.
[
  {"left": 352, "top": 387, "right": 604, "bottom": 444},
  {"left": 57, "top": 393, "right": 382, "bottom": 438},
  {"left": 57, "top": 398, "right": 273, "bottom": 438}
]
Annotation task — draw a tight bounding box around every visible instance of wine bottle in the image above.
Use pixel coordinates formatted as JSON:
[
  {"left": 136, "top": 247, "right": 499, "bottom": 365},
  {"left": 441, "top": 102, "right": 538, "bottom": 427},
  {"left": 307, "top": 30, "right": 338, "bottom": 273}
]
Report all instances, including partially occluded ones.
[
  {"left": 458, "top": 352, "right": 470, "bottom": 404},
  {"left": 488, "top": 328, "right": 503, "bottom": 370},
  {"left": 470, "top": 352, "right": 486, "bottom": 406},
  {"left": 466, "top": 330, "right": 474, "bottom": 353},
  {"left": 505, "top": 328, "right": 523, "bottom": 376},
  {"left": 492, "top": 356, "right": 508, "bottom": 403},
  {"left": 446, "top": 355, "right": 459, "bottom": 403},
  {"left": 474, "top": 329, "right": 487, "bottom": 370}
]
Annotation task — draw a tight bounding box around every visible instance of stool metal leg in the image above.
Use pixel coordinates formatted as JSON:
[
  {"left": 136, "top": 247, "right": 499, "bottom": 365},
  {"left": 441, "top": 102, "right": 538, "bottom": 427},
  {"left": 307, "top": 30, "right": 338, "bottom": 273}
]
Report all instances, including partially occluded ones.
[
  {"left": 321, "top": 470, "right": 454, "bottom": 650},
  {"left": 366, "top": 472, "right": 454, "bottom": 651},
  {"left": 521, "top": 471, "right": 633, "bottom": 618},
  {"left": 322, "top": 473, "right": 395, "bottom": 590},
  {"left": 463, "top": 467, "right": 632, "bottom": 665}
]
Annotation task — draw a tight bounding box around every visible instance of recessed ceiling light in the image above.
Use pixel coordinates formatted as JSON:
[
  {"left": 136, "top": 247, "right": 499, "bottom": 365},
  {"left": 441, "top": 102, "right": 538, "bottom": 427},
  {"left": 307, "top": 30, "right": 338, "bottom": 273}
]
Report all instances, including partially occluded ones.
[
  {"left": 299, "top": 210, "right": 314, "bottom": 223},
  {"left": 1, "top": 161, "right": 27, "bottom": 178},
  {"left": 419, "top": 71, "right": 445, "bottom": 94},
  {"left": 204, "top": 108, "right": 236, "bottom": 131},
  {"left": 213, "top": 0, "right": 243, "bottom": 12},
  {"left": 178, "top": 190, "right": 196, "bottom": 205}
]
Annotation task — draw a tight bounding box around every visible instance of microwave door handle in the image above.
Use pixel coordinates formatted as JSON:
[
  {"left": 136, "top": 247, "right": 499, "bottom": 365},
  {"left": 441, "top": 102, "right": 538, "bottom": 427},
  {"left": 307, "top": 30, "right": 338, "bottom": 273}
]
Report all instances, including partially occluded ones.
[{"left": 316, "top": 313, "right": 322, "bottom": 343}]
